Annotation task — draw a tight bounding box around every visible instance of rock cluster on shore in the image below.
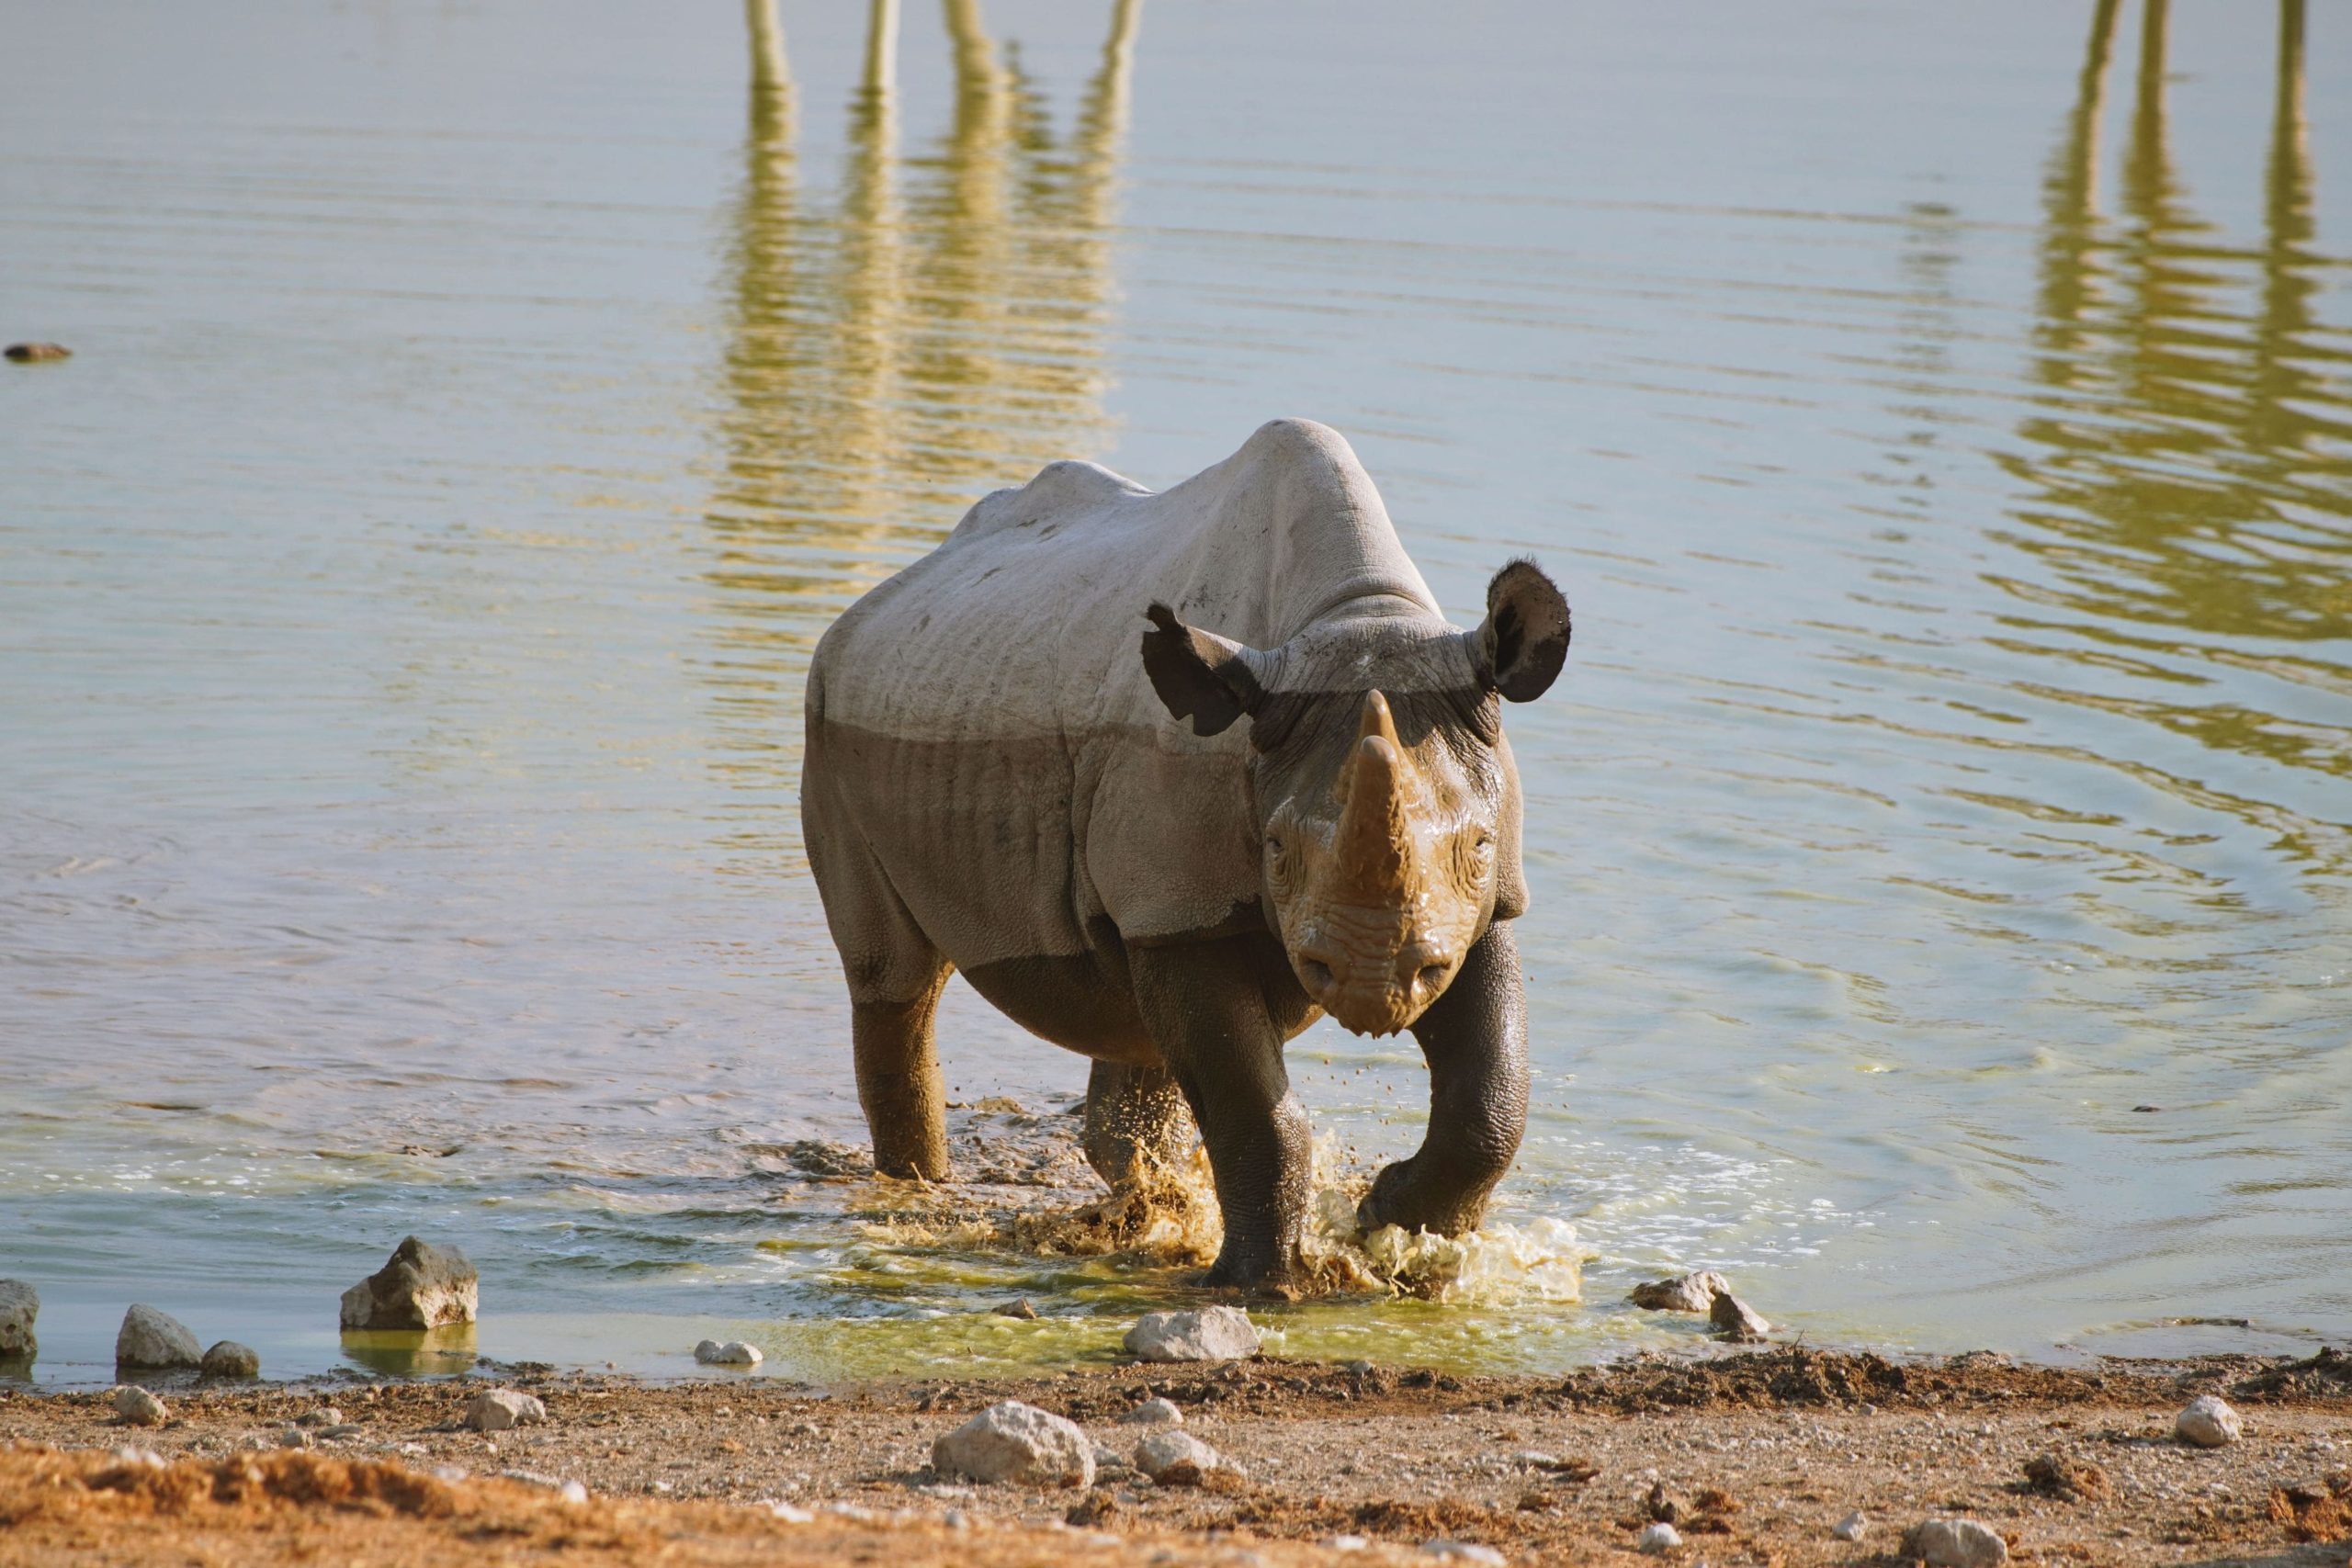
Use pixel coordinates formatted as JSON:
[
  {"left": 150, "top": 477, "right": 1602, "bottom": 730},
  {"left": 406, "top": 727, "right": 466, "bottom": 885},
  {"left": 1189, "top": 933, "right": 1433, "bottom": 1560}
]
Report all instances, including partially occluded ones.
[{"left": 5, "top": 1235, "right": 479, "bottom": 1375}]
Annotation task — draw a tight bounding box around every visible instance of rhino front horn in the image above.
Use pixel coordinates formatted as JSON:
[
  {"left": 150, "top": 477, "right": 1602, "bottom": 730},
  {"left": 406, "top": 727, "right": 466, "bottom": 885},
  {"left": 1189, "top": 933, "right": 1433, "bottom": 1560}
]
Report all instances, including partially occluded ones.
[{"left": 1332, "top": 691, "right": 1412, "bottom": 903}]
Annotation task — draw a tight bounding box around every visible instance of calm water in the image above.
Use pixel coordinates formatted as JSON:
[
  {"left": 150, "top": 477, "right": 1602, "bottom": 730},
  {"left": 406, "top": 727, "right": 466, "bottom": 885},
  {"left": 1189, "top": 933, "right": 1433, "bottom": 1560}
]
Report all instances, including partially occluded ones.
[{"left": 4, "top": 0, "right": 2349, "bottom": 1387}]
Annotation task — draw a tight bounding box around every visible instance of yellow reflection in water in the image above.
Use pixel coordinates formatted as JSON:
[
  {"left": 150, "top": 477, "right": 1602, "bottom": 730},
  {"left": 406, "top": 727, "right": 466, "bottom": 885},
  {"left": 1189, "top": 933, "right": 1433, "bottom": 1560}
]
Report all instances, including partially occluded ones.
[
  {"left": 1995, "top": 0, "right": 2352, "bottom": 872},
  {"left": 2007, "top": 0, "right": 2349, "bottom": 651},
  {"left": 704, "top": 0, "right": 1141, "bottom": 687}
]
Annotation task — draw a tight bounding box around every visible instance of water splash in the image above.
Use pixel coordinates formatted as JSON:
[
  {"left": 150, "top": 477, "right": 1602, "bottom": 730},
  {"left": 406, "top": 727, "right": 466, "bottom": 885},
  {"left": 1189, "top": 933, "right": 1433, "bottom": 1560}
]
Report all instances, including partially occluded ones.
[{"left": 845, "top": 1118, "right": 1589, "bottom": 1305}]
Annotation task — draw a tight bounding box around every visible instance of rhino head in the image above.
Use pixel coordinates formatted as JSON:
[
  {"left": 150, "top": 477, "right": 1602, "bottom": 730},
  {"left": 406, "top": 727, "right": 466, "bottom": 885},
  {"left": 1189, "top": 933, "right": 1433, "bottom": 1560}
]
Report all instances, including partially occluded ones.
[{"left": 1142, "top": 560, "right": 1569, "bottom": 1035}]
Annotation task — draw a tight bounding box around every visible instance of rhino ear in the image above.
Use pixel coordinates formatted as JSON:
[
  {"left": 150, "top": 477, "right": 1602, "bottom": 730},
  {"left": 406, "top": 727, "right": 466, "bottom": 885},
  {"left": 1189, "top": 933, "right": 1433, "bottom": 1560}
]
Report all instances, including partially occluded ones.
[
  {"left": 1469, "top": 558, "right": 1570, "bottom": 703},
  {"left": 1142, "top": 604, "right": 1266, "bottom": 736}
]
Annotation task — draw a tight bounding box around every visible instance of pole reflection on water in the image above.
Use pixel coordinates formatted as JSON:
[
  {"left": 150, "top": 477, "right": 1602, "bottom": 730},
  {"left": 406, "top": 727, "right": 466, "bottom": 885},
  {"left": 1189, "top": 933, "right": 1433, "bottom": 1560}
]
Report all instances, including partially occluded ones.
[
  {"left": 704, "top": 0, "right": 1142, "bottom": 860},
  {"left": 2004, "top": 0, "right": 2349, "bottom": 859}
]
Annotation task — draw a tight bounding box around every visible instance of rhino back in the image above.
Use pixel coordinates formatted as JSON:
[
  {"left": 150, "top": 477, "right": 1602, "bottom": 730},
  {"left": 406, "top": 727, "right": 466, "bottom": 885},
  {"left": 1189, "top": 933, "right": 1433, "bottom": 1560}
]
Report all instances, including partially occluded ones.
[{"left": 806, "top": 421, "right": 1442, "bottom": 966}]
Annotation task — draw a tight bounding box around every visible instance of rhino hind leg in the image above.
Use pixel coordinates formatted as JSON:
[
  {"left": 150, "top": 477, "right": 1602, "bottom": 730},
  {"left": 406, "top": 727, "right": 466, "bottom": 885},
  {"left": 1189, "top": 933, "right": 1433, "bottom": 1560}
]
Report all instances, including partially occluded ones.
[
  {"left": 854, "top": 976, "right": 953, "bottom": 1182},
  {"left": 1131, "top": 937, "right": 1312, "bottom": 1290},
  {"left": 1357, "top": 919, "right": 1530, "bottom": 1237},
  {"left": 1081, "top": 1061, "right": 1195, "bottom": 1189}
]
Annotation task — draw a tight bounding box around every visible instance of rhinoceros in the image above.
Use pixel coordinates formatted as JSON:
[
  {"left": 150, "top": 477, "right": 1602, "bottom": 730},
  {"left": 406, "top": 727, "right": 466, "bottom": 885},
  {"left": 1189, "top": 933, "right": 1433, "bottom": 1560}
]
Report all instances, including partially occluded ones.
[{"left": 802, "top": 419, "right": 1569, "bottom": 1286}]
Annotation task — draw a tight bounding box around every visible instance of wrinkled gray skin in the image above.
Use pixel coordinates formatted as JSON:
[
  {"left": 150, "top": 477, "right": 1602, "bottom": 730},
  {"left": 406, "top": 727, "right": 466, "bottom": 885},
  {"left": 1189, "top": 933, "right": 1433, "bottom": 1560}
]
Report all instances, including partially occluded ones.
[{"left": 802, "top": 420, "right": 1569, "bottom": 1287}]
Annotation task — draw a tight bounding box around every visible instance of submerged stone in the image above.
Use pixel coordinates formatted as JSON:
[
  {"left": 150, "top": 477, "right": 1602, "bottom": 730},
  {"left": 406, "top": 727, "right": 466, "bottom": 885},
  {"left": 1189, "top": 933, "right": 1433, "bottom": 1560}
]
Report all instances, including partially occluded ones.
[
  {"left": 200, "top": 1340, "right": 260, "bottom": 1379},
  {"left": 340, "top": 1236, "right": 478, "bottom": 1330},
  {"left": 116, "top": 1304, "right": 201, "bottom": 1369},
  {"left": 0, "top": 1280, "right": 36, "bottom": 1359},
  {"left": 1629, "top": 1271, "right": 1730, "bottom": 1313}
]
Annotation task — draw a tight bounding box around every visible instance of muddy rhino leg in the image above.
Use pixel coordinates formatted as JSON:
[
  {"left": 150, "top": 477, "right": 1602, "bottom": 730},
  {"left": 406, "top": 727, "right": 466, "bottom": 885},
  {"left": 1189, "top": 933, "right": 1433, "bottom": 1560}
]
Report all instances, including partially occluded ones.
[
  {"left": 854, "top": 973, "right": 952, "bottom": 1182},
  {"left": 1081, "top": 1061, "right": 1194, "bottom": 1188},
  {"left": 1358, "top": 920, "right": 1529, "bottom": 1236},
  {"left": 1130, "top": 937, "right": 1311, "bottom": 1288}
]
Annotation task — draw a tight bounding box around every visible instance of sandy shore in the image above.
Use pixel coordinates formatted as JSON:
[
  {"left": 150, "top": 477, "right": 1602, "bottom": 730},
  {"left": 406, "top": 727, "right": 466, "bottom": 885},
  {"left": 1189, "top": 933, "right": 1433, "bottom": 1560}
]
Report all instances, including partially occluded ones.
[{"left": 4, "top": 1348, "right": 2347, "bottom": 1566}]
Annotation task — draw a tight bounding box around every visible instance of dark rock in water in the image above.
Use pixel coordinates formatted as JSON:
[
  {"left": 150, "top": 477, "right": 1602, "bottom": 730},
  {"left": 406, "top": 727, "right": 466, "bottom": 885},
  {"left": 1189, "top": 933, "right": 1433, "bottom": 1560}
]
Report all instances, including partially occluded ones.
[
  {"left": 1710, "top": 1290, "right": 1772, "bottom": 1342},
  {"left": 116, "top": 1304, "right": 202, "bottom": 1369},
  {"left": 994, "top": 1298, "right": 1039, "bottom": 1320},
  {"left": 0, "top": 1280, "right": 36, "bottom": 1359},
  {"left": 200, "top": 1340, "right": 260, "bottom": 1379},
  {"left": 4, "top": 343, "right": 71, "bottom": 363},
  {"left": 339, "top": 1235, "right": 478, "bottom": 1329}
]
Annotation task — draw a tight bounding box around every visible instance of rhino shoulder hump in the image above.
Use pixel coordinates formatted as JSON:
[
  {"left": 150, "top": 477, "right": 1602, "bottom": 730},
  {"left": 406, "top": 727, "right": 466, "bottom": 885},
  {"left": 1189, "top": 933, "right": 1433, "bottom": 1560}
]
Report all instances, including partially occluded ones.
[{"left": 948, "top": 458, "right": 1150, "bottom": 544}]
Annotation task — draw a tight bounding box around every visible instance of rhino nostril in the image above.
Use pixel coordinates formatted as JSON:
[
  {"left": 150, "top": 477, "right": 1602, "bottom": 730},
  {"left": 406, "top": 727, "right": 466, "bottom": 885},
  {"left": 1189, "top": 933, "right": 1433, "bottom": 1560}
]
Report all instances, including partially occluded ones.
[
  {"left": 1300, "top": 957, "right": 1334, "bottom": 991},
  {"left": 1418, "top": 963, "right": 1449, "bottom": 993}
]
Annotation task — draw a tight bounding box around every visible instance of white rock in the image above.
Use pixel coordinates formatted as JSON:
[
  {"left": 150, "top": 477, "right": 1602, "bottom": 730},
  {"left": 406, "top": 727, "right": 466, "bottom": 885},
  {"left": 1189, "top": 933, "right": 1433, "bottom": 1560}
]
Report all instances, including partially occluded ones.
[
  {"left": 1833, "top": 1511, "right": 1868, "bottom": 1541},
  {"left": 1628, "top": 1272, "right": 1730, "bottom": 1313},
  {"left": 694, "top": 1339, "right": 763, "bottom": 1366},
  {"left": 1123, "top": 1305, "right": 1261, "bottom": 1363},
  {"left": 1134, "top": 1429, "right": 1242, "bottom": 1485},
  {"left": 0, "top": 1280, "right": 38, "bottom": 1359},
  {"left": 1510, "top": 1450, "right": 1560, "bottom": 1470},
  {"left": 112, "top": 1385, "right": 169, "bottom": 1427},
  {"left": 200, "top": 1340, "right": 260, "bottom": 1378},
  {"left": 767, "top": 1501, "right": 815, "bottom": 1523},
  {"left": 930, "top": 1400, "right": 1094, "bottom": 1487},
  {"left": 2175, "top": 1394, "right": 2241, "bottom": 1449},
  {"left": 111, "top": 1446, "right": 166, "bottom": 1470},
  {"left": 1121, "top": 1397, "right": 1184, "bottom": 1426},
  {"left": 465, "top": 1389, "right": 548, "bottom": 1432},
  {"left": 1906, "top": 1517, "right": 2008, "bottom": 1568},
  {"left": 560, "top": 1479, "right": 588, "bottom": 1504},
  {"left": 281, "top": 1427, "right": 314, "bottom": 1450},
  {"left": 1323, "top": 1536, "right": 1370, "bottom": 1552},
  {"left": 296, "top": 1406, "right": 345, "bottom": 1428},
  {"left": 115, "top": 1304, "right": 202, "bottom": 1369},
  {"left": 1637, "top": 1522, "right": 1682, "bottom": 1554},
  {"left": 1422, "top": 1542, "right": 1506, "bottom": 1564}
]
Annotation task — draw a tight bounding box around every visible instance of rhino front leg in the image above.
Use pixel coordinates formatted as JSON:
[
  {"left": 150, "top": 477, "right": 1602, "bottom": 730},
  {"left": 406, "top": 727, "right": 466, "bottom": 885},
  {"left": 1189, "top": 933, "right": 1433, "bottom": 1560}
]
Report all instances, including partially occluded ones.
[
  {"left": 1358, "top": 920, "right": 1530, "bottom": 1237},
  {"left": 1082, "top": 1061, "right": 1195, "bottom": 1189},
  {"left": 1131, "top": 937, "right": 1311, "bottom": 1288}
]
